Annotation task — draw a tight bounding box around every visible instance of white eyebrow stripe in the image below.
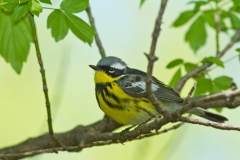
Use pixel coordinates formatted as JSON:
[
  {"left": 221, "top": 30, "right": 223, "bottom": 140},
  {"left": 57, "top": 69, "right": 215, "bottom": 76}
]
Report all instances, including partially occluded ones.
[{"left": 110, "top": 62, "right": 126, "bottom": 70}]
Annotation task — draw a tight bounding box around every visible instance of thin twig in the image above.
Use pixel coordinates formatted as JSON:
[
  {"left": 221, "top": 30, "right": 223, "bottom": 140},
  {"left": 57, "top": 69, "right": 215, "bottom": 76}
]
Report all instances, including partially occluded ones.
[
  {"left": 145, "top": 0, "right": 169, "bottom": 115},
  {"left": 28, "top": 13, "right": 64, "bottom": 147},
  {"left": 214, "top": 11, "right": 220, "bottom": 54},
  {"left": 180, "top": 117, "right": 240, "bottom": 131},
  {"left": 182, "top": 82, "right": 197, "bottom": 106},
  {"left": 216, "top": 28, "right": 240, "bottom": 58},
  {"left": 176, "top": 82, "right": 196, "bottom": 118},
  {"left": 135, "top": 122, "right": 184, "bottom": 140},
  {"left": 174, "top": 28, "right": 240, "bottom": 93},
  {"left": 86, "top": 6, "right": 106, "bottom": 58}
]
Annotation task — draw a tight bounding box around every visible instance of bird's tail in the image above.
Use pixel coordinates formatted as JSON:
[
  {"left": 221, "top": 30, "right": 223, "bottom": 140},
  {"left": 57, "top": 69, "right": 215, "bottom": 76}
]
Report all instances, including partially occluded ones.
[{"left": 188, "top": 107, "right": 228, "bottom": 123}]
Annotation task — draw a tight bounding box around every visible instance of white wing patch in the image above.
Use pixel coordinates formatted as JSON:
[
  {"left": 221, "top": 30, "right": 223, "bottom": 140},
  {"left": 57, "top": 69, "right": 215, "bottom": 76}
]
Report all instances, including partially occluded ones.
[
  {"left": 110, "top": 62, "right": 126, "bottom": 70},
  {"left": 131, "top": 81, "right": 159, "bottom": 93},
  {"left": 151, "top": 82, "right": 160, "bottom": 91}
]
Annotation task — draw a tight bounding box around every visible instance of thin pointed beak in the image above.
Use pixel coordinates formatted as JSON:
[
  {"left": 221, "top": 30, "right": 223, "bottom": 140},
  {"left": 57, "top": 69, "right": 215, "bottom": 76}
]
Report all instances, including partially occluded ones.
[{"left": 89, "top": 65, "right": 101, "bottom": 71}]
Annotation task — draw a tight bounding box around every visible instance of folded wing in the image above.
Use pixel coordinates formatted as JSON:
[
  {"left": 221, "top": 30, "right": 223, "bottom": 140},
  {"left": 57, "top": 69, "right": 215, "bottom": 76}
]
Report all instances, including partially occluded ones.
[{"left": 117, "top": 68, "right": 183, "bottom": 103}]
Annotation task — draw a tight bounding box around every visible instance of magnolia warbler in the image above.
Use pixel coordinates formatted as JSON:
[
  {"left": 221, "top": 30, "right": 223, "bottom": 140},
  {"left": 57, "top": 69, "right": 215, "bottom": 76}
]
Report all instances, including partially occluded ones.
[{"left": 89, "top": 56, "right": 228, "bottom": 125}]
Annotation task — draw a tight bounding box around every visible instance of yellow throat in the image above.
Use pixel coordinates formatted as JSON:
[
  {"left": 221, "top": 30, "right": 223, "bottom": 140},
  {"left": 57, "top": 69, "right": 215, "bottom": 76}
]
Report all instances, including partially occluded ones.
[{"left": 94, "top": 71, "right": 119, "bottom": 84}]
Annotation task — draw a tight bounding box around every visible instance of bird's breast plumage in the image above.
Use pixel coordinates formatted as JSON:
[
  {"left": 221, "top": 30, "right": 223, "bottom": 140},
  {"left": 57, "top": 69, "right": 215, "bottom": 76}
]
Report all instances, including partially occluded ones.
[{"left": 95, "top": 79, "right": 158, "bottom": 125}]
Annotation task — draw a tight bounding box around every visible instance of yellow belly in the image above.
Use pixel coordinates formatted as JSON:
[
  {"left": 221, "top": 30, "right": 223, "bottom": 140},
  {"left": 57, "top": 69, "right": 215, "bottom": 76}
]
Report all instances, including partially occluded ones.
[{"left": 96, "top": 82, "right": 159, "bottom": 125}]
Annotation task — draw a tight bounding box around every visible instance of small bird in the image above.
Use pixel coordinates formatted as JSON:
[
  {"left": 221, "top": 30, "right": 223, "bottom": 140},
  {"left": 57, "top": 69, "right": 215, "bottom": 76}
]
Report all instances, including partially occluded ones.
[{"left": 89, "top": 56, "right": 228, "bottom": 125}]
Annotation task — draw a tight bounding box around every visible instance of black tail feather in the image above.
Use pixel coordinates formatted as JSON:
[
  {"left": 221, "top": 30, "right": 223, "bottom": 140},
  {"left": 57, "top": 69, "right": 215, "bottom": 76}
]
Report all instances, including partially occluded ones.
[
  {"left": 199, "top": 111, "right": 228, "bottom": 123},
  {"left": 188, "top": 107, "right": 228, "bottom": 123}
]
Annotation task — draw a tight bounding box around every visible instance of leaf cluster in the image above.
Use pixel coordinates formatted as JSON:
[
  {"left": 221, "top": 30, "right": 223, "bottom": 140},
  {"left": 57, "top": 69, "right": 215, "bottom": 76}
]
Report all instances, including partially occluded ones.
[
  {"left": 0, "top": 0, "right": 94, "bottom": 73},
  {"left": 163, "top": 0, "right": 240, "bottom": 112},
  {"left": 172, "top": 0, "right": 240, "bottom": 52},
  {"left": 166, "top": 57, "right": 233, "bottom": 112}
]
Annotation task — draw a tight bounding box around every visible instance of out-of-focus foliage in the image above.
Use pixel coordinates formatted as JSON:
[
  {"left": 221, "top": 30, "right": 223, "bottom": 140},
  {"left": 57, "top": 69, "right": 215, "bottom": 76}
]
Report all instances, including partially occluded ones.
[
  {"left": 0, "top": 0, "right": 94, "bottom": 73},
  {"left": 164, "top": 0, "right": 240, "bottom": 112},
  {"left": 172, "top": 0, "right": 240, "bottom": 52}
]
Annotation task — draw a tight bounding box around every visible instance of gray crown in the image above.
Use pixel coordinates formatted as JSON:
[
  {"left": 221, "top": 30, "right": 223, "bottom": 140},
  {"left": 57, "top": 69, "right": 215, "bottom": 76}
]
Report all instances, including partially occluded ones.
[{"left": 97, "top": 56, "right": 127, "bottom": 67}]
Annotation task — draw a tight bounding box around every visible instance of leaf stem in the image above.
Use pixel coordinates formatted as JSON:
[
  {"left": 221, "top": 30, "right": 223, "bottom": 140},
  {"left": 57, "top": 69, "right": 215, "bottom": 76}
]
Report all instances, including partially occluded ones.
[
  {"left": 214, "top": 4, "right": 220, "bottom": 54},
  {"left": 42, "top": 7, "right": 57, "bottom": 10},
  {"left": 28, "top": 13, "right": 64, "bottom": 147}
]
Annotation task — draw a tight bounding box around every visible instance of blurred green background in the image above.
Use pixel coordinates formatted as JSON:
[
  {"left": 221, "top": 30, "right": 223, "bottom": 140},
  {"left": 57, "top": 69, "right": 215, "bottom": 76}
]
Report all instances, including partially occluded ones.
[{"left": 1, "top": 0, "right": 240, "bottom": 159}]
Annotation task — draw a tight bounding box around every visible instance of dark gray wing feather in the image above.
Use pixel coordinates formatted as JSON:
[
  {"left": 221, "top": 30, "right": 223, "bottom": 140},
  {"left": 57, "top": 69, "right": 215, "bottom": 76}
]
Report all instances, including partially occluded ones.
[
  {"left": 153, "top": 78, "right": 183, "bottom": 102},
  {"left": 117, "top": 68, "right": 183, "bottom": 103},
  {"left": 117, "top": 74, "right": 147, "bottom": 97}
]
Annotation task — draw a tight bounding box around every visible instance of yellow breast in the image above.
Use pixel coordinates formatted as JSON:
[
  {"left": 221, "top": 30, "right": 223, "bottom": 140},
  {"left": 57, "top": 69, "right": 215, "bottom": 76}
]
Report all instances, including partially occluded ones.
[{"left": 94, "top": 71, "right": 158, "bottom": 125}]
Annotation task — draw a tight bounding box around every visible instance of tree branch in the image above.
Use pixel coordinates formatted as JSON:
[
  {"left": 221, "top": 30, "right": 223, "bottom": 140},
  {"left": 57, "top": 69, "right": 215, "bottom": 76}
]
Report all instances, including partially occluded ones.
[
  {"left": 0, "top": 122, "right": 184, "bottom": 160},
  {"left": 1, "top": 89, "right": 240, "bottom": 159},
  {"left": 0, "top": 117, "right": 170, "bottom": 160},
  {"left": 174, "top": 28, "right": 240, "bottom": 93},
  {"left": 145, "top": 0, "right": 169, "bottom": 115},
  {"left": 179, "top": 89, "right": 240, "bottom": 114}
]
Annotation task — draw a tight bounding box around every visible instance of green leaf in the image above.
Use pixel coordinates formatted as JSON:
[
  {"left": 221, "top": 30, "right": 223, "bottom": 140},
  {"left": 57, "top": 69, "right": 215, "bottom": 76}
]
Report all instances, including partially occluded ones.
[
  {"left": 169, "top": 68, "right": 181, "bottom": 87},
  {"left": 214, "top": 76, "right": 233, "bottom": 90},
  {"left": 0, "top": 0, "right": 18, "bottom": 12},
  {"left": 47, "top": 10, "right": 68, "bottom": 42},
  {"left": 184, "top": 62, "right": 198, "bottom": 72},
  {"left": 185, "top": 15, "right": 206, "bottom": 52},
  {"left": 63, "top": 12, "right": 94, "bottom": 45},
  {"left": 231, "top": 0, "right": 240, "bottom": 13},
  {"left": 203, "top": 10, "right": 215, "bottom": 28},
  {"left": 231, "top": 6, "right": 240, "bottom": 13},
  {"left": 209, "top": 84, "right": 222, "bottom": 94},
  {"left": 229, "top": 12, "right": 240, "bottom": 29},
  {"left": 232, "top": 0, "right": 240, "bottom": 7},
  {"left": 19, "top": 0, "right": 29, "bottom": 4},
  {"left": 194, "top": 77, "right": 212, "bottom": 96},
  {"left": 215, "top": 107, "right": 223, "bottom": 113},
  {"left": 188, "top": 1, "right": 207, "bottom": 11},
  {"left": 166, "top": 59, "right": 183, "bottom": 69},
  {"left": 0, "top": 9, "right": 33, "bottom": 74},
  {"left": 60, "top": 0, "right": 88, "bottom": 13},
  {"left": 203, "top": 10, "right": 229, "bottom": 32},
  {"left": 221, "top": 10, "right": 229, "bottom": 19},
  {"left": 28, "top": 0, "right": 42, "bottom": 16},
  {"left": 39, "top": 0, "right": 51, "bottom": 5},
  {"left": 202, "top": 56, "right": 224, "bottom": 68},
  {"left": 172, "top": 10, "right": 196, "bottom": 27},
  {"left": 13, "top": 3, "right": 28, "bottom": 22},
  {"left": 140, "top": 0, "right": 146, "bottom": 7}
]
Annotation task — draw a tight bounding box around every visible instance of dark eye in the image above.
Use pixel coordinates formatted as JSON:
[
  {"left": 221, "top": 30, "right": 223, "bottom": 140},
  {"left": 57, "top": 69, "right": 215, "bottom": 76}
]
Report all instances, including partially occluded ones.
[{"left": 109, "top": 67, "right": 114, "bottom": 73}]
